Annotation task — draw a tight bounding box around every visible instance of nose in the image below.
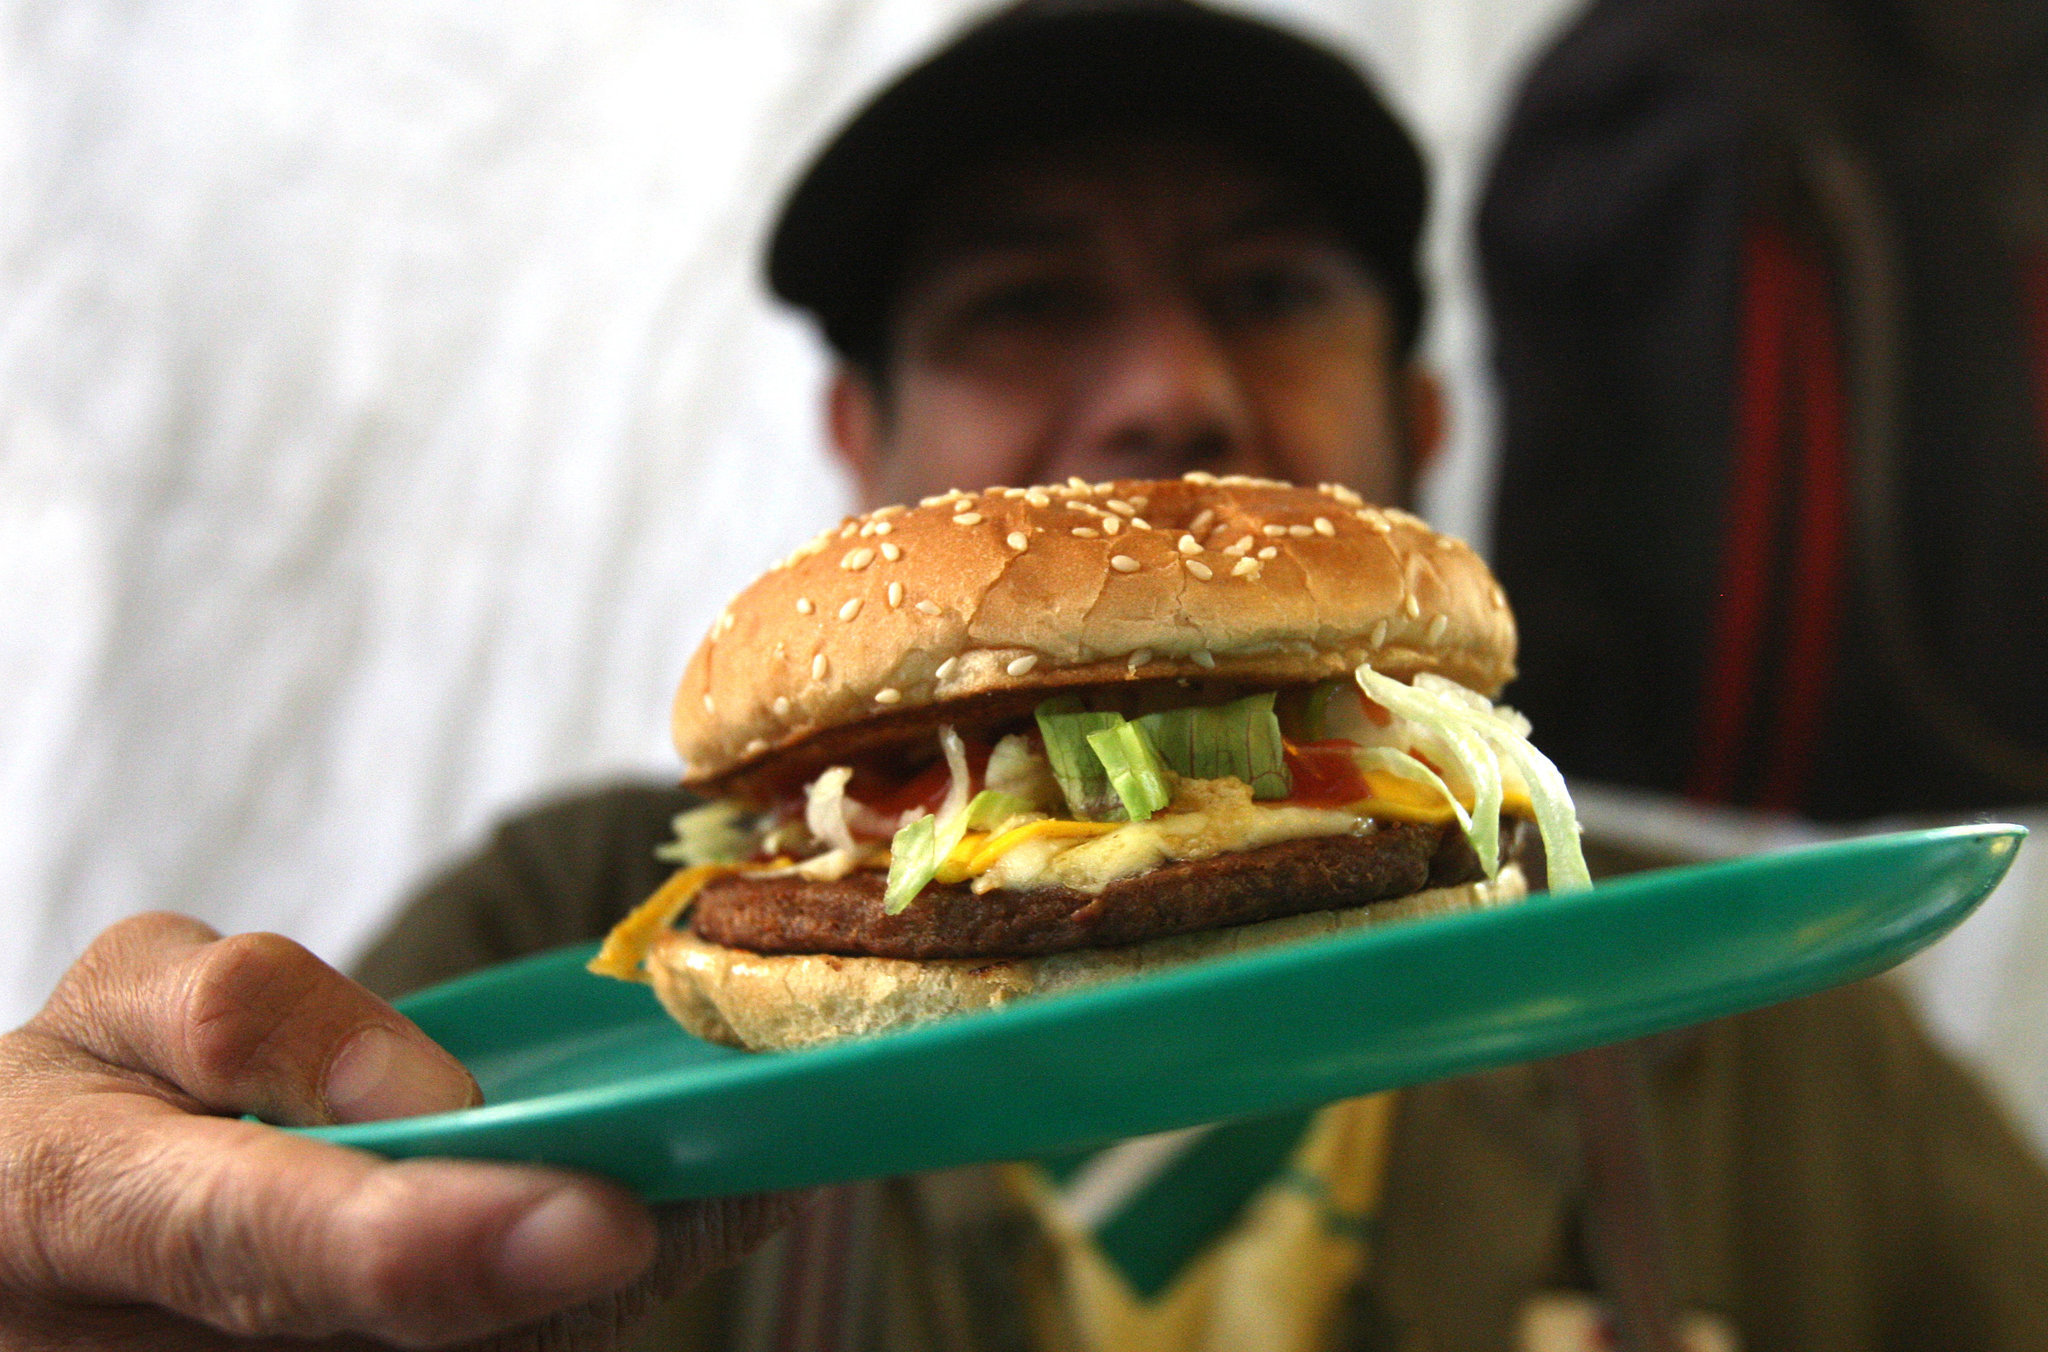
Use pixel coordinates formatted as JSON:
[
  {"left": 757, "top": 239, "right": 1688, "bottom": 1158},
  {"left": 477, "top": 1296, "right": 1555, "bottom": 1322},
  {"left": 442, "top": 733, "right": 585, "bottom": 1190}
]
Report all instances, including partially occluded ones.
[{"left": 1053, "top": 296, "right": 1254, "bottom": 480}]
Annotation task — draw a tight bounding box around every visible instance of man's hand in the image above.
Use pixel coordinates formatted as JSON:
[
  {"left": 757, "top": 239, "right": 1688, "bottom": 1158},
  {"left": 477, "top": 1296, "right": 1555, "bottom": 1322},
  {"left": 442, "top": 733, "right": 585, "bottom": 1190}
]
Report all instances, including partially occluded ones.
[{"left": 0, "top": 912, "right": 796, "bottom": 1349}]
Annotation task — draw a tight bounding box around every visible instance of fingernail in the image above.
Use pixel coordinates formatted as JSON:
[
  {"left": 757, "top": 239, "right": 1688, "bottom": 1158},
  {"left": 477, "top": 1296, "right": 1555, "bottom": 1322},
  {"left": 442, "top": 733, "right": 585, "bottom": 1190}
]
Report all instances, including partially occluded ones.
[
  {"left": 495, "top": 1187, "right": 650, "bottom": 1299},
  {"left": 325, "top": 1025, "right": 477, "bottom": 1122}
]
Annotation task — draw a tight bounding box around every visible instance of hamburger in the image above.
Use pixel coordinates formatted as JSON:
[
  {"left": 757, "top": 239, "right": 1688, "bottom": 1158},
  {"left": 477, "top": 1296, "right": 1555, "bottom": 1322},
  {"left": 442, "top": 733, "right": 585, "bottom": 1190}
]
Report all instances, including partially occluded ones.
[{"left": 592, "top": 475, "right": 1587, "bottom": 1049}]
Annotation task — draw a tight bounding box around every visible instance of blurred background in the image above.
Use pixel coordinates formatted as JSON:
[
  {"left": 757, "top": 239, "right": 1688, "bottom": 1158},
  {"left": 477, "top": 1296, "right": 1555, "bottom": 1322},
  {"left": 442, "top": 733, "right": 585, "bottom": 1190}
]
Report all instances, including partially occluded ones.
[{"left": 2, "top": 0, "right": 2042, "bottom": 1151}]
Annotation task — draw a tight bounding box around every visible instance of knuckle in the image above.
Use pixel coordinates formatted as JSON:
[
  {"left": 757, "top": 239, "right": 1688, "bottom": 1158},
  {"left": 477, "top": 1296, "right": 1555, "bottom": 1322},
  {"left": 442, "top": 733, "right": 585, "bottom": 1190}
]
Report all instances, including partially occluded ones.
[
  {"left": 177, "top": 933, "right": 327, "bottom": 1092},
  {"left": 0, "top": 1113, "right": 91, "bottom": 1290},
  {"left": 329, "top": 1170, "right": 486, "bottom": 1344},
  {"left": 171, "top": 1149, "right": 329, "bottom": 1337},
  {"left": 35, "top": 913, "right": 214, "bottom": 1035}
]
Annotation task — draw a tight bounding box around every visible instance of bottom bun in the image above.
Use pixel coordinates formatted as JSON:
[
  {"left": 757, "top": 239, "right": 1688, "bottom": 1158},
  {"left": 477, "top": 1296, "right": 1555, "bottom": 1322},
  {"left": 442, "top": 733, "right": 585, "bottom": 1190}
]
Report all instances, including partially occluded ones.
[{"left": 648, "top": 864, "right": 1527, "bottom": 1051}]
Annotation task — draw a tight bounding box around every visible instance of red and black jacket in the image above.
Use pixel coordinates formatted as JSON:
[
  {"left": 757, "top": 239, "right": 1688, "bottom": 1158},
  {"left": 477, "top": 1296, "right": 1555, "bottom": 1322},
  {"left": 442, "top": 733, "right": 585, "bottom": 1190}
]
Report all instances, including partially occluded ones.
[{"left": 1481, "top": 0, "right": 2048, "bottom": 821}]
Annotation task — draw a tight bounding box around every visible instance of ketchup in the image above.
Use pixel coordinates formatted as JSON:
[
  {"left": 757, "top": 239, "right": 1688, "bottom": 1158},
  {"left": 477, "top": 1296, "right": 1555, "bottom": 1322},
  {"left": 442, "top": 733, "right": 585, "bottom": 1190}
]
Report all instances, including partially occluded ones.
[
  {"left": 1281, "top": 739, "right": 1370, "bottom": 807},
  {"left": 849, "top": 742, "right": 993, "bottom": 824}
]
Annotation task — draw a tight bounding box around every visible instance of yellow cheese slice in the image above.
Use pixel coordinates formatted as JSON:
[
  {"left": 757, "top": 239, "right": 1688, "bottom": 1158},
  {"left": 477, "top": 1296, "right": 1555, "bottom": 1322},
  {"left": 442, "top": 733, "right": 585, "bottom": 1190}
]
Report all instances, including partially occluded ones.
[{"left": 588, "top": 863, "right": 744, "bottom": 982}]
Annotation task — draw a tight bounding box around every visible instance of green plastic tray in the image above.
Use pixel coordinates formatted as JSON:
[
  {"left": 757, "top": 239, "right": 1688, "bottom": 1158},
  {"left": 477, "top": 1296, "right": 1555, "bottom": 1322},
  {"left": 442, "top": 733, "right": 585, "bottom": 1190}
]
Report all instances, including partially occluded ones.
[{"left": 306, "top": 824, "right": 2023, "bottom": 1200}]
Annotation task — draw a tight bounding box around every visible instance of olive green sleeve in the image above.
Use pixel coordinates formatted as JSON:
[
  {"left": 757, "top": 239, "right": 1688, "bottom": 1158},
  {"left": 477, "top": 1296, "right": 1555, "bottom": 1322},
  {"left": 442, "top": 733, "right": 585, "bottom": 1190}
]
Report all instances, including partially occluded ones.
[
  {"left": 352, "top": 781, "right": 695, "bottom": 1000},
  {"left": 1881, "top": 986, "right": 2048, "bottom": 1351}
]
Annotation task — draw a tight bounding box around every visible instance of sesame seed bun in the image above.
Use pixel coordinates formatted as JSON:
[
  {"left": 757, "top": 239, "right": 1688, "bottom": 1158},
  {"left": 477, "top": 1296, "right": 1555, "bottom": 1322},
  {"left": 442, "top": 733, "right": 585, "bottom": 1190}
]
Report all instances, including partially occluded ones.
[
  {"left": 648, "top": 864, "right": 1527, "bottom": 1051},
  {"left": 676, "top": 475, "right": 1516, "bottom": 797}
]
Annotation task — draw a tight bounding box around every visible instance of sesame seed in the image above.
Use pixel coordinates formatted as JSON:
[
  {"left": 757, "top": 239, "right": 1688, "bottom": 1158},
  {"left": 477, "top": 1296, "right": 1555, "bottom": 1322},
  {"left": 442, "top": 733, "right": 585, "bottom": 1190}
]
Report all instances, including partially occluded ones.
[
  {"left": 1492, "top": 585, "right": 1508, "bottom": 610},
  {"left": 1110, "top": 554, "right": 1141, "bottom": 573},
  {"left": 1007, "top": 531, "right": 1029, "bottom": 551},
  {"left": 1130, "top": 495, "right": 1149, "bottom": 508},
  {"left": 916, "top": 600, "right": 942, "bottom": 615},
  {"left": 1093, "top": 481, "right": 1114, "bottom": 494},
  {"left": 842, "top": 547, "right": 875, "bottom": 570},
  {"left": 1369, "top": 517, "right": 1393, "bottom": 534},
  {"left": 1435, "top": 536, "right": 1456, "bottom": 551},
  {"left": 1258, "top": 546, "right": 1279, "bottom": 560},
  {"left": 1427, "top": 614, "right": 1450, "bottom": 643},
  {"left": 1325, "top": 483, "right": 1364, "bottom": 506},
  {"left": 872, "top": 521, "right": 892, "bottom": 536},
  {"left": 874, "top": 504, "right": 906, "bottom": 518},
  {"left": 1072, "top": 527, "right": 1099, "bottom": 538},
  {"left": 1192, "top": 649, "right": 1216, "bottom": 668},
  {"left": 839, "top": 597, "right": 863, "bottom": 621},
  {"left": 1102, "top": 516, "right": 1122, "bottom": 535},
  {"left": 1178, "top": 534, "right": 1203, "bottom": 555},
  {"left": 812, "top": 654, "right": 829, "bottom": 680},
  {"left": 953, "top": 512, "right": 983, "bottom": 526},
  {"left": 1025, "top": 489, "right": 1051, "bottom": 507},
  {"left": 1232, "top": 556, "right": 1261, "bottom": 577},
  {"left": 1068, "top": 476, "right": 1091, "bottom": 490},
  {"left": 887, "top": 581, "right": 904, "bottom": 608},
  {"left": 746, "top": 738, "right": 768, "bottom": 755},
  {"left": 773, "top": 696, "right": 792, "bottom": 717},
  {"left": 1185, "top": 558, "right": 1214, "bottom": 580},
  {"left": 880, "top": 541, "right": 902, "bottom": 561},
  {"left": 1314, "top": 517, "right": 1336, "bottom": 536},
  {"left": 1404, "top": 593, "right": 1422, "bottom": 619},
  {"left": 702, "top": 693, "right": 716, "bottom": 714},
  {"left": 1371, "top": 620, "right": 1389, "bottom": 648},
  {"left": 875, "top": 687, "right": 902, "bottom": 705},
  {"left": 1106, "top": 498, "right": 1136, "bottom": 517},
  {"left": 1130, "top": 517, "right": 1151, "bottom": 530},
  {"left": 1263, "top": 523, "right": 1288, "bottom": 537},
  {"left": 1189, "top": 508, "right": 1217, "bottom": 535},
  {"left": 1002, "top": 487, "right": 1027, "bottom": 498},
  {"left": 1128, "top": 649, "right": 1153, "bottom": 668},
  {"left": 840, "top": 523, "right": 859, "bottom": 538},
  {"left": 1007, "top": 654, "right": 1039, "bottom": 676},
  {"left": 935, "top": 656, "right": 958, "bottom": 679},
  {"left": 1225, "top": 536, "right": 1254, "bottom": 556},
  {"left": 1287, "top": 524, "right": 1313, "bottom": 538},
  {"left": 796, "top": 597, "right": 814, "bottom": 614},
  {"left": 1183, "top": 470, "right": 1217, "bottom": 484}
]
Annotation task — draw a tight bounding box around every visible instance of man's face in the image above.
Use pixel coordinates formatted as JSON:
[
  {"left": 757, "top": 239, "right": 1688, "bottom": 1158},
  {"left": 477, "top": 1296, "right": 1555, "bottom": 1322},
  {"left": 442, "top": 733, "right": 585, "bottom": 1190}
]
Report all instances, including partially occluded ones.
[{"left": 831, "top": 140, "right": 1435, "bottom": 508}]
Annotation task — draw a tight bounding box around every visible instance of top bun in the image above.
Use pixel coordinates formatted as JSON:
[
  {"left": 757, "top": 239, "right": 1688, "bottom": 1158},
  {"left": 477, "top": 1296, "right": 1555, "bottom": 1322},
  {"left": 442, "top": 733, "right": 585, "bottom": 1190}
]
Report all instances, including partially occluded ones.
[{"left": 675, "top": 476, "right": 1516, "bottom": 796}]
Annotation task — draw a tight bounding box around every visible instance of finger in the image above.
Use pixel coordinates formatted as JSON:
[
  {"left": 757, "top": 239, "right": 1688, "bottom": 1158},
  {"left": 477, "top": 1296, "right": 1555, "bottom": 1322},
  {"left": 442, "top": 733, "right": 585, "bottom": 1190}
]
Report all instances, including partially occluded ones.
[
  {"left": 33, "top": 912, "right": 478, "bottom": 1125},
  {"left": 12, "top": 1096, "right": 657, "bottom": 1347}
]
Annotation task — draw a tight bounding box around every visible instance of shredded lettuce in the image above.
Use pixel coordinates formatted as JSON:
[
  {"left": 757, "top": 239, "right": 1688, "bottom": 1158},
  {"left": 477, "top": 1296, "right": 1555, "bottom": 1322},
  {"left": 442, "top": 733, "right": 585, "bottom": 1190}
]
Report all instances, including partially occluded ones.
[
  {"left": 1134, "top": 692, "right": 1292, "bottom": 800},
  {"left": 654, "top": 800, "right": 756, "bottom": 866},
  {"left": 804, "top": 766, "right": 860, "bottom": 856},
  {"left": 1085, "top": 720, "right": 1173, "bottom": 822},
  {"left": 883, "top": 814, "right": 938, "bottom": 914},
  {"left": 1035, "top": 697, "right": 1130, "bottom": 819},
  {"left": 985, "top": 732, "right": 1063, "bottom": 811},
  {"left": 963, "top": 788, "right": 1033, "bottom": 831},
  {"left": 1354, "top": 664, "right": 1589, "bottom": 892},
  {"left": 882, "top": 725, "right": 980, "bottom": 914}
]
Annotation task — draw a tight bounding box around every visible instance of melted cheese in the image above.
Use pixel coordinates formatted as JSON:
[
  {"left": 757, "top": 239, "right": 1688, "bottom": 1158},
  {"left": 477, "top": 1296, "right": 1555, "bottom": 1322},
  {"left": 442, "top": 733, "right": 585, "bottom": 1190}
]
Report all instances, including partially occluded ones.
[
  {"left": 956, "top": 775, "right": 1533, "bottom": 897},
  {"left": 976, "top": 778, "right": 1367, "bottom": 896}
]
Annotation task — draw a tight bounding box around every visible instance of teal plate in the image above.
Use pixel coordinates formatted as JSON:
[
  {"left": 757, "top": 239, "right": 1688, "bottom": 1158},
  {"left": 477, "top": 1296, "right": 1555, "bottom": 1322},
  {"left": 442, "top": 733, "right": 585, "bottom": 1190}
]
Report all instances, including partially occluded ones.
[{"left": 308, "top": 824, "right": 2023, "bottom": 1200}]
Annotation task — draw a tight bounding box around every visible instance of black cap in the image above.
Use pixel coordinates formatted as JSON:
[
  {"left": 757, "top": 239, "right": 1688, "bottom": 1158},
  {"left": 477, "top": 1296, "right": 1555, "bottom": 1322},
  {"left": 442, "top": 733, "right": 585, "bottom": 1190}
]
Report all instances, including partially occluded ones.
[{"left": 766, "top": 0, "right": 1429, "bottom": 366}]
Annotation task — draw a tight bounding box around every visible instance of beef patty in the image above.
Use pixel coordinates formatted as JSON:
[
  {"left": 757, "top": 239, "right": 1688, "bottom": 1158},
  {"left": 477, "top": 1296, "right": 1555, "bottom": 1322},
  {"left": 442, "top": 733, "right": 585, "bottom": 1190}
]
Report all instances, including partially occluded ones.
[{"left": 690, "top": 819, "right": 1503, "bottom": 960}]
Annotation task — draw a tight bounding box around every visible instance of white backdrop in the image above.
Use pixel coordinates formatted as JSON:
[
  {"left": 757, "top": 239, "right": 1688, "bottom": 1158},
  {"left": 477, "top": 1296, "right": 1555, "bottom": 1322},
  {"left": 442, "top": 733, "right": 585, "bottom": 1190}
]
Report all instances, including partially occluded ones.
[{"left": 4, "top": 0, "right": 2044, "bottom": 1150}]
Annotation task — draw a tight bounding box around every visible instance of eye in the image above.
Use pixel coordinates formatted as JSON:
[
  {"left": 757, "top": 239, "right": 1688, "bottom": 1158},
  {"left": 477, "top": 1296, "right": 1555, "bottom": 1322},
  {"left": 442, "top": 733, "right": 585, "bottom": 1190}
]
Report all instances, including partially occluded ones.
[
  {"left": 956, "top": 276, "right": 1098, "bottom": 331},
  {"left": 1208, "top": 263, "right": 1330, "bottom": 326}
]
